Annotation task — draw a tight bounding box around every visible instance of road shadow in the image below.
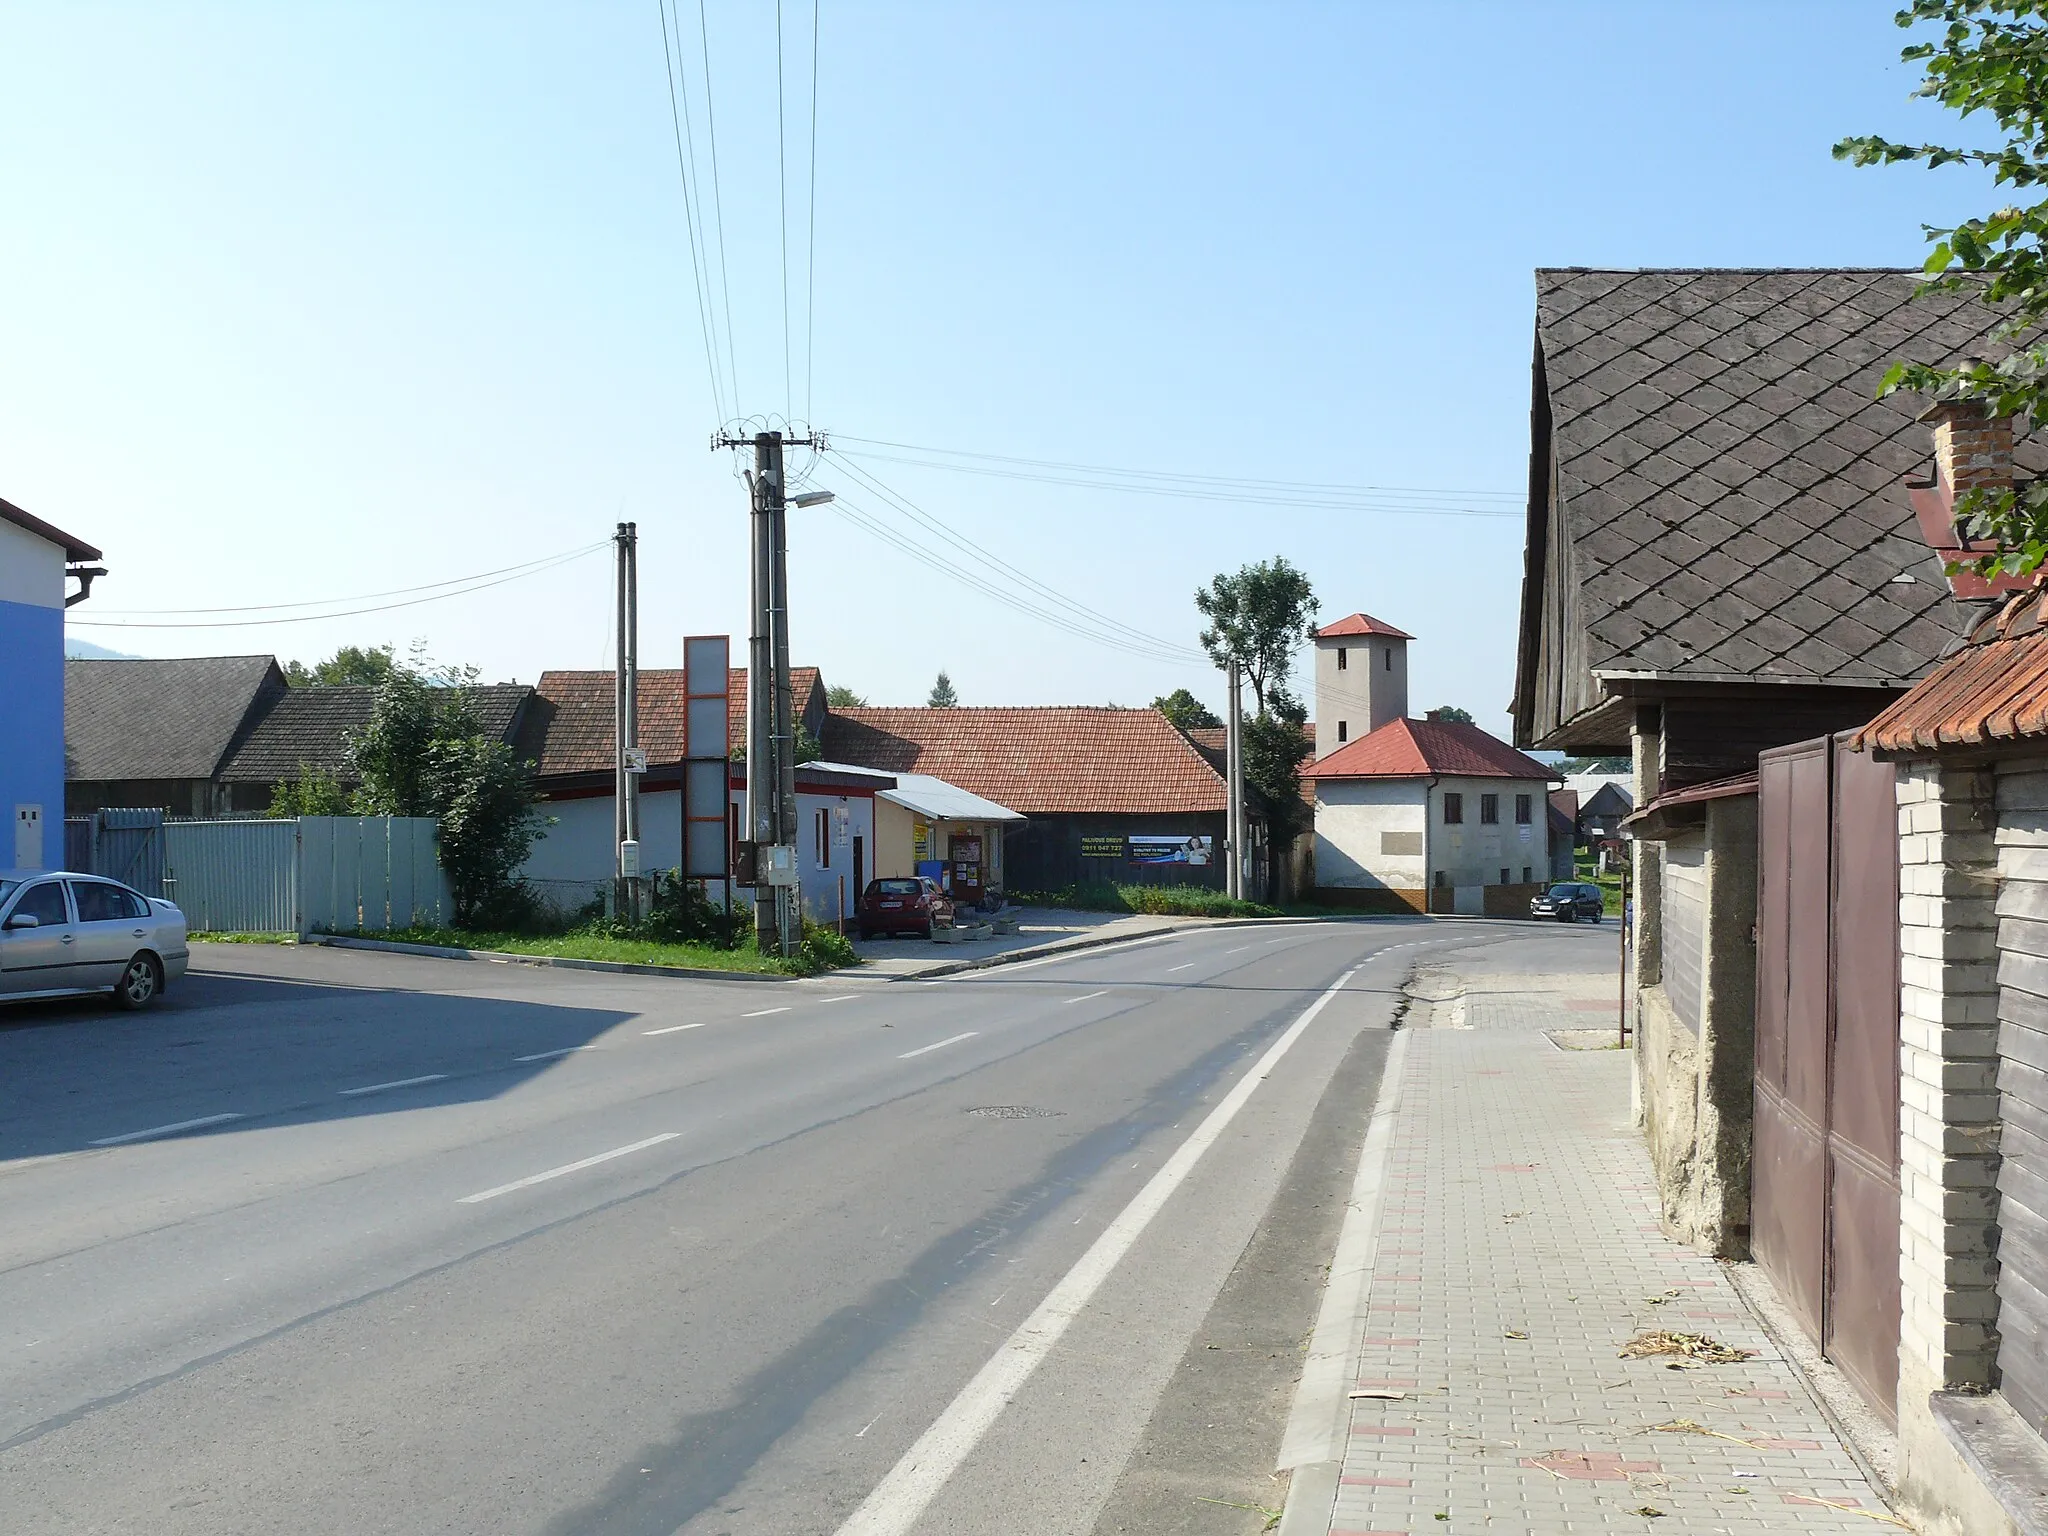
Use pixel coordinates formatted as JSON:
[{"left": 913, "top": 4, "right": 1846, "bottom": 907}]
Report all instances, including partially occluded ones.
[{"left": 0, "top": 965, "right": 639, "bottom": 1164}]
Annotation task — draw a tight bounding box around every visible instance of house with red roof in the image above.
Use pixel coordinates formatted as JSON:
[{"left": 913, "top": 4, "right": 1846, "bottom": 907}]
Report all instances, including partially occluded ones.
[{"left": 1304, "top": 613, "right": 1558, "bottom": 913}]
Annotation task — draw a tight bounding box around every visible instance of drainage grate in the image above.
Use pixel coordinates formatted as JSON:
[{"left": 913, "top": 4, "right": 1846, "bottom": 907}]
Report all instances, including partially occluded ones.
[{"left": 965, "top": 1105, "right": 1063, "bottom": 1119}]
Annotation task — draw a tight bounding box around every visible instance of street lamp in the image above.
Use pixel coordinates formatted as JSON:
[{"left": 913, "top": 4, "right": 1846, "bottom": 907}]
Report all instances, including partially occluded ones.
[{"left": 788, "top": 490, "right": 836, "bottom": 508}]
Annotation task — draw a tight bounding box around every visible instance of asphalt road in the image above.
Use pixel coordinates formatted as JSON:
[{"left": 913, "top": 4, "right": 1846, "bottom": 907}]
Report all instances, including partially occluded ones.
[{"left": 0, "top": 915, "right": 1612, "bottom": 1535}]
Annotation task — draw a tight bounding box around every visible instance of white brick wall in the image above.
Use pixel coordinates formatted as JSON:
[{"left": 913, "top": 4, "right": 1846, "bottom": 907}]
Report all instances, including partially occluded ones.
[{"left": 1897, "top": 762, "right": 2002, "bottom": 1390}]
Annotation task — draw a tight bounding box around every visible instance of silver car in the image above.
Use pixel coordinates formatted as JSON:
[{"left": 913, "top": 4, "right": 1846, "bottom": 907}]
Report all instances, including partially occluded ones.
[{"left": 0, "top": 870, "right": 189, "bottom": 1009}]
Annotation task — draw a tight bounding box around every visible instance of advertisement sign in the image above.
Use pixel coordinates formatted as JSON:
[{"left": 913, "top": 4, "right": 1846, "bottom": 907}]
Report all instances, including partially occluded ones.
[
  {"left": 1080, "top": 835, "right": 1123, "bottom": 860},
  {"left": 1129, "top": 835, "right": 1212, "bottom": 866}
]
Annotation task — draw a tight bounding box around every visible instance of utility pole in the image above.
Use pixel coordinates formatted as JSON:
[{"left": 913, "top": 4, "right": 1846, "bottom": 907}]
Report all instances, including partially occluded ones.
[
  {"left": 614, "top": 522, "right": 641, "bottom": 921},
  {"left": 1225, "top": 660, "right": 1244, "bottom": 901},
  {"left": 716, "top": 427, "right": 829, "bottom": 956}
]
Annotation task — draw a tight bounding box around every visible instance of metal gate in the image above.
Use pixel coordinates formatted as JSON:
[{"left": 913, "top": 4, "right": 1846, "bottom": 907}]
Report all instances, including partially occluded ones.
[
  {"left": 1753, "top": 733, "right": 1901, "bottom": 1422},
  {"left": 62, "top": 808, "right": 166, "bottom": 894}
]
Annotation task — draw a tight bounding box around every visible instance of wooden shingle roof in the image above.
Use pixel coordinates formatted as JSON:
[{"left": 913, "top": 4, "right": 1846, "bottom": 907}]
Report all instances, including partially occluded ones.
[{"left": 217, "top": 683, "right": 531, "bottom": 782}]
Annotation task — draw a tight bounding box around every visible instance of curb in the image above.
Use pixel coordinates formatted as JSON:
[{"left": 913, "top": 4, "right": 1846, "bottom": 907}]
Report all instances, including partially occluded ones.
[
  {"left": 883, "top": 912, "right": 1329, "bottom": 981},
  {"left": 309, "top": 934, "right": 804, "bottom": 984}
]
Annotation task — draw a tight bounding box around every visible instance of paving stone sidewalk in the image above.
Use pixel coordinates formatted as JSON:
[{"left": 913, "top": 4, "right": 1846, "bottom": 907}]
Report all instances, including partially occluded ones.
[{"left": 1326, "top": 958, "right": 1900, "bottom": 1535}]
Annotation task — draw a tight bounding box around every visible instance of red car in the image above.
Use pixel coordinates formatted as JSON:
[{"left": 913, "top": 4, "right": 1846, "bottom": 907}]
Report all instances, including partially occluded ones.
[{"left": 856, "top": 877, "right": 952, "bottom": 939}]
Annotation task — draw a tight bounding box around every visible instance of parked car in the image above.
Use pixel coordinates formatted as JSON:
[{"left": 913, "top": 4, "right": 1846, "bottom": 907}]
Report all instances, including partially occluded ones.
[
  {"left": 0, "top": 871, "right": 189, "bottom": 1009},
  {"left": 1530, "top": 881, "right": 1606, "bottom": 923},
  {"left": 855, "top": 876, "right": 954, "bottom": 939}
]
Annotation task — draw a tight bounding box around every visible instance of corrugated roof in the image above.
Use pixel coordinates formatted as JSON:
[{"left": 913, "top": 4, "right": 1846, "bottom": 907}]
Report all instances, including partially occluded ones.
[
  {"left": 824, "top": 706, "right": 1226, "bottom": 815},
  {"left": 65, "top": 656, "right": 283, "bottom": 781},
  {"left": 1307, "top": 717, "right": 1555, "bottom": 781},
  {"left": 218, "top": 683, "right": 531, "bottom": 782},
  {"left": 875, "top": 772, "right": 1026, "bottom": 823},
  {"left": 1316, "top": 612, "right": 1414, "bottom": 640},
  {"left": 521, "top": 667, "right": 815, "bottom": 778},
  {"left": 1857, "top": 586, "right": 2048, "bottom": 753},
  {"left": 2, "top": 495, "right": 100, "bottom": 562},
  {"left": 1517, "top": 269, "right": 2048, "bottom": 737}
]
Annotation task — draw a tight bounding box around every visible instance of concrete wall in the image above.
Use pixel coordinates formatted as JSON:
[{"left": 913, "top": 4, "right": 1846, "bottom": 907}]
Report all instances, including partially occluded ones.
[
  {"left": 1312, "top": 635, "right": 1406, "bottom": 759},
  {"left": 1428, "top": 775, "right": 1553, "bottom": 890},
  {"left": 1632, "top": 800, "right": 1757, "bottom": 1258},
  {"left": 0, "top": 517, "right": 66, "bottom": 870},
  {"left": 1313, "top": 778, "right": 1425, "bottom": 894}
]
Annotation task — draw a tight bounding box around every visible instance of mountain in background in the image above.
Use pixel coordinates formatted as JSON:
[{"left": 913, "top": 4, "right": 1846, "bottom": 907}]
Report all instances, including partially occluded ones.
[{"left": 64, "top": 637, "right": 139, "bottom": 661}]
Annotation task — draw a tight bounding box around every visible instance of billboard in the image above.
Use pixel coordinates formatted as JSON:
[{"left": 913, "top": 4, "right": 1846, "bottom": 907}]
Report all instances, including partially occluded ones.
[{"left": 1128, "top": 835, "right": 1212, "bottom": 866}]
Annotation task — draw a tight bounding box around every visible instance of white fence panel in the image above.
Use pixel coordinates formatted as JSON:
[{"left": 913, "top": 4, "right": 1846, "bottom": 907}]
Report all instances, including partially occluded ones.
[
  {"left": 165, "top": 817, "right": 447, "bottom": 935},
  {"left": 164, "top": 820, "right": 301, "bottom": 934}
]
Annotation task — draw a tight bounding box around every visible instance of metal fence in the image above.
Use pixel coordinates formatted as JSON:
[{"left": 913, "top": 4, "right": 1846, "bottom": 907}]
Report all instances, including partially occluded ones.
[
  {"left": 164, "top": 816, "right": 448, "bottom": 935},
  {"left": 63, "top": 807, "right": 168, "bottom": 894}
]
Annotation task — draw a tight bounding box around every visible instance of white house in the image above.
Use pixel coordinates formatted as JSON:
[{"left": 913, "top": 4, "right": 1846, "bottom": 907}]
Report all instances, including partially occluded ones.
[{"left": 1305, "top": 612, "right": 1558, "bottom": 914}]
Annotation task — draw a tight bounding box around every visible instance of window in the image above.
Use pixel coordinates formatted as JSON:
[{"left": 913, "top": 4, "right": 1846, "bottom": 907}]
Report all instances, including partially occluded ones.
[
  {"left": 1337, "top": 720, "right": 1348, "bottom": 742},
  {"left": 1522, "top": 866, "right": 1532, "bottom": 883},
  {"left": 70, "top": 882, "right": 129, "bottom": 923},
  {"left": 1499, "top": 868, "right": 1511, "bottom": 885},
  {"left": 1443, "top": 793, "right": 1463, "bottom": 824},
  {"left": 814, "top": 808, "right": 830, "bottom": 869},
  {"left": 1515, "top": 793, "right": 1532, "bottom": 825},
  {"left": 1434, "top": 870, "right": 1448, "bottom": 888},
  {"left": 9, "top": 882, "right": 68, "bottom": 927},
  {"left": 1480, "top": 793, "right": 1499, "bottom": 825},
  {"left": 1337, "top": 647, "right": 1348, "bottom": 671},
  {"left": 1384, "top": 647, "right": 1392, "bottom": 671}
]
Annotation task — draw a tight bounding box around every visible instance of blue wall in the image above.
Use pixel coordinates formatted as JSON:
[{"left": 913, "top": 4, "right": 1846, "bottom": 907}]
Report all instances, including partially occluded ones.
[{"left": 0, "top": 596, "right": 64, "bottom": 868}]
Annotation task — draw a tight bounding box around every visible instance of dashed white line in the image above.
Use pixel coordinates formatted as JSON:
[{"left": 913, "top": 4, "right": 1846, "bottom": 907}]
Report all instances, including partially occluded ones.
[
  {"left": 898, "top": 1031, "right": 978, "bottom": 1059},
  {"left": 1225, "top": 946, "right": 1251, "bottom": 954},
  {"left": 642, "top": 1023, "right": 708, "bottom": 1036},
  {"left": 339, "top": 1074, "right": 447, "bottom": 1097},
  {"left": 1166, "top": 963, "right": 1195, "bottom": 972},
  {"left": 91, "top": 1113, "right": 243, "bottom": 1147},
  {"left": 819, "top": 995, "right": 860, "bottom": 1003},
  {"left": 1063, "top": 990, "right": 1110, "bottom": 1004},
  {"left": 743, "top": 1006, "right": 793, "bottom": 1018},
  {"left": 456, "top": 1132, "right": 681, "bottom": 1204},
  {"left": 514, "top": 1045, "right": 597, "bottom": 1063}
]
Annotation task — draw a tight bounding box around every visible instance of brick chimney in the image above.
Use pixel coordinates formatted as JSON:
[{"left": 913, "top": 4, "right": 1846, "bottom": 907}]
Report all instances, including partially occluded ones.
[{"left": 1910, "top": 394, "right": 2031, "bottom": 599}]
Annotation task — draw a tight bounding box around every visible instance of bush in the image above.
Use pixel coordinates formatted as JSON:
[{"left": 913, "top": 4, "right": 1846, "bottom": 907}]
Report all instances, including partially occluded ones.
[
  {"left": 1010, "top": 882, "right": 1279, "bottom": 919},
  {"left": 796, "top": 921, "right": 859, "bottom": 973}
]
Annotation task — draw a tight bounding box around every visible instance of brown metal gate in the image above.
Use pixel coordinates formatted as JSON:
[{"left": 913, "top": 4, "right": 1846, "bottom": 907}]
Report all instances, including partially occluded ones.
[{"left": 1752, "top": 733, "right": 1901, "bottom": 1423}]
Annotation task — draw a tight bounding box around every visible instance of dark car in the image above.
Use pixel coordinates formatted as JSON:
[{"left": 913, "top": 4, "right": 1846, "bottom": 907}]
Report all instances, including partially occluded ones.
[
  {"left": 855, "top": 877, "right": 953, "bottom": 939},
  {"left": 1530, "top": 881, "right": 1606, "bottom": 923}
]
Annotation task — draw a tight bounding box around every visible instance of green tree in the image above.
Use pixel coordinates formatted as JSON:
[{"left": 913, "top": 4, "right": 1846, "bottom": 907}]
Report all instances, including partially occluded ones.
[
  {"left": 267, "top": 765, "right": 352, "bottom": 817},
  {"left": 1425, "top": 705, "right": 1475, "bottom": 724},
  {"left": 927, "top": 671, "right": 959, "bottom": 708},
  {"left": 826, "top": 684, "right": 869, "bottom": 708},
  {"left": 1242, "top": 685, "right": 1315, "bottom": 852},
  {"left": 1153, "top": 688, "right": 1222, "bottom": 732},
  {"left": 348, "top": 665, "right": 543, "bottom": 926},
  {"left": 1837, "top": 1, "right": 2048, "bottom": 574},
  {"left": 1194, "top": 558, "right": 1318, "bottom": 715},
  {"left": 285, "top": 643, "right": 399, "bottom": 688}
]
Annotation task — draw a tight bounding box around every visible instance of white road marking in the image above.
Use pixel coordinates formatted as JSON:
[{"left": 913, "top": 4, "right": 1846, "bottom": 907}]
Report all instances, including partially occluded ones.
[
  {"left": 643, "top": 1022, "right": 708, "bottom": 1036},
  {"left": 897, "top": 1031, "right": 978, "bottom": 1059},
  {"left": 456, "top": 1132, "right": 681, "bottom": 1204},
  {"left": 1063, "top": 990, "right": 1110, "bottom": 1004},
  {"left": 91, "top": 1112, "right": 243, "bottom": 1147},
  {"left": 1262, "top": 937, "right": 1293, "bottom": 945},
  {"left": 514, "top": 1045, "right": 596, "bottom": 1063},
  {"left": 1225, "top": 946, "right": 1251, "bottom": 954},
  {"left": 1166, "top": 963, "right": 1195, "bottom": 972},
  {"left": 743, "top": 1006, "right": 793, "bottom": 1018},
  {"left": 339, "top": 1074, "right": 447, "bottom": 1097},
  {"left": 834, "top": 965, "right": 1361, "bottom": 1536},
  {"left": 819, "top": 995, "right": 860, "bottom": 1003}
]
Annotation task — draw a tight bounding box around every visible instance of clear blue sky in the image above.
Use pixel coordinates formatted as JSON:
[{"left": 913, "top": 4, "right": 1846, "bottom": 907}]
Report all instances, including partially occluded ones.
[{"left": 7, "top": 2, "right": 1998, "bottom": 726}]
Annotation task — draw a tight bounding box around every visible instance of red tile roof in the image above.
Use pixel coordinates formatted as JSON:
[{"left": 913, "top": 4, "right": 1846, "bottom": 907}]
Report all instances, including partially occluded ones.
[
  {"left": 1857, "top": 585, "right": 2048, "bottom": 754},
  {"left": 1316, "top": 612, "right": 1414, "bottom": 640},
  {"left": 825, "top": 706, "right": 1225, "bottom": 815},
  {"left": 524, "top": 667, "right": 818, "bottom": 777},
  {"left": 1307, "top": 717, "right": 1554, "bottom": 781}
]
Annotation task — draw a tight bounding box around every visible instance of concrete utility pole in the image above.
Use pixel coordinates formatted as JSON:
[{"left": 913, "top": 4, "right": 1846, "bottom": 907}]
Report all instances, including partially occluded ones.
[
  {"left": 614, "top": 522, "right": 641, "bottom": 921},
  {"left": 1226, "top": 660, "right": 1244, "bottom": 901}
]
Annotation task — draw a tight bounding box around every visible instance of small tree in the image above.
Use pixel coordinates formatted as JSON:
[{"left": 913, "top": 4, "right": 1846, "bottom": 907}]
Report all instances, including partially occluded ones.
[
  {"left": 928, "top": 671, "right": 959, "bottom": 708},
  {"left": 1837, "top": 1, "right": 2048, "bottom": 574},
  {"left": 826, "top": 684, "right": 869, "bottom": 708},
  {"left": 1425, "top": 705, "right": 1475, "bottom": 724},
  {"left": 1153, "top": 688, "right": 1222, "bottom": 732},
  {"left": 1243, "top": 685, "right": 1315, "bottom": 853},
  {"left": 1194, "top": 558, "right": 1318, "bottom": 715},
  {"left": 286, "top": 643, "right": 399, "bottom": 688}
]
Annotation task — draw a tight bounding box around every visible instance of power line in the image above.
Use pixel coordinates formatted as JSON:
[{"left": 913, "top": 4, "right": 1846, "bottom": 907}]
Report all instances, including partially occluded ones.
[
  {"left": 657, "top": 0, "right": 727, "bottom": 425},
  {"left": 696, "top": 0, "right": 741, "bottom": 416},
  {"left": 804, "top": 0, "right": 820, "bottom": 425},
  {"left": 821, "top": 456, "right": 1207, "bottom": 661},
  {"left": 85, "top": 542, "right": 610, "bottom": 615},
  {"left": 775, "top": 0, "right": 792, "bottom": 421},
  {"left": 71, "top": 544, "right": 608, "bottom": 630},
  {"left": 833, "top": 434, "right": 1526, "bottom": 498}
]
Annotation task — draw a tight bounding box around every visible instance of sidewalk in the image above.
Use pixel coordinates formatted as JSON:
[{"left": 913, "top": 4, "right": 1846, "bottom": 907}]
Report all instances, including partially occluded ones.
[
  {"left": 1294, "top": 940, "right": 1900, "bottom": 1534},
  {"left": 841, "top": 907, "right": 1206, "bottom": 980}
]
